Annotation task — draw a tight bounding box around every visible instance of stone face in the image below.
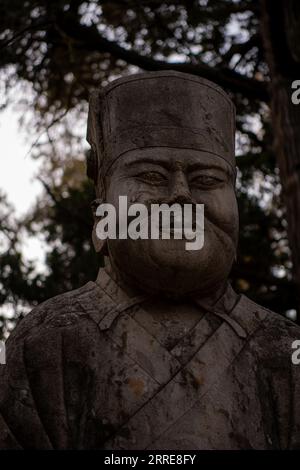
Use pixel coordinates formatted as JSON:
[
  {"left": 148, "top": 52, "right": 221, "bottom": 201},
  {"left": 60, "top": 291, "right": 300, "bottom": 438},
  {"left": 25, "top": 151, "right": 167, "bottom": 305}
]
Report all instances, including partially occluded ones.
[{"left": 1, "top": 71, "right": 300, "bottom": 449}]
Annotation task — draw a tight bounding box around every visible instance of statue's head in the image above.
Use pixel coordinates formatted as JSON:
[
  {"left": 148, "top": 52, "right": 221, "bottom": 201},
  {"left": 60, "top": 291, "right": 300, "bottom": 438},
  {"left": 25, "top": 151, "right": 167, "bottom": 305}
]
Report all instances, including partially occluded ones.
[{"left": 87, "top": 71, "right": 238, "bottom": 297}]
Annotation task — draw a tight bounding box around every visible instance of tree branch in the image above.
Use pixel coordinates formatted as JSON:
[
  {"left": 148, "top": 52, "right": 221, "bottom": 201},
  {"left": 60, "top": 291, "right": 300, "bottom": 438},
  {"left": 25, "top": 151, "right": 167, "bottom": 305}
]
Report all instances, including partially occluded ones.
[
  {"left": 222, "top": 34, "right": 260, "bottom": 64},
  {"left": 56, "top": 17, "right": 269, "bottom": 102},
  {"left": 38, "top": 178, "right": 91, "bottom": 230},
  {"left": 0, "top": 20, "right": 52, "bottom": 50}
]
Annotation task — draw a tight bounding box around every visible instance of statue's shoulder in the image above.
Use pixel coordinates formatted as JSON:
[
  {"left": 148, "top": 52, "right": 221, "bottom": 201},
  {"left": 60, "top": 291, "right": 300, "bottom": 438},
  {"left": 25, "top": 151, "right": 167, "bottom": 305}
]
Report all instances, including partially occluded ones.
[
  {"left": 235, "top": 294, "right": 300, "bottom": 357},
  {"left": 7, "top": 281, "right": 105, "bottom": 344}
]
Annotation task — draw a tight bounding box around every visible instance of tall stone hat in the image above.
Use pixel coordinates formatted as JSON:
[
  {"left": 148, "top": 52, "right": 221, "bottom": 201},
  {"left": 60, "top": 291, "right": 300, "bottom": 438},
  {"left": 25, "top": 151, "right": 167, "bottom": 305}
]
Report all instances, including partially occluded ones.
[{"left": 87, "top": 70, "right": 236, "bottom": 187}]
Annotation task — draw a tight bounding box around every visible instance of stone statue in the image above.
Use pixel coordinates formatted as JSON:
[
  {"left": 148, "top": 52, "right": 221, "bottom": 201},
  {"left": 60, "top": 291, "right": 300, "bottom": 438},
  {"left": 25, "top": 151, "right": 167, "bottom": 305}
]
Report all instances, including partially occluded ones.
[{"left": 1, "top": 71, "right": 300, "bottom": 449}]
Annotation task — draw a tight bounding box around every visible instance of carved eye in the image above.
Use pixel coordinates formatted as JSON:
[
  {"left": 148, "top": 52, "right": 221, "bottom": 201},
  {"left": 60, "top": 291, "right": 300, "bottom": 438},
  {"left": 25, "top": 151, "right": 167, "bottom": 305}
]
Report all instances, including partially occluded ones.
[
  {"left": 190, "top": 175, "right": 223, "bottom": 188},
  {"left": 136, "top": 171, "right": 167, "bottom": 185}
]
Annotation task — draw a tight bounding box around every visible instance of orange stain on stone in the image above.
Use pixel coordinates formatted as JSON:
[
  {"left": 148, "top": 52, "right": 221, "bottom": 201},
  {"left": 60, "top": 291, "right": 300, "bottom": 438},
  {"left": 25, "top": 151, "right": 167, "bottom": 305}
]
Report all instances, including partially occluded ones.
[
  {"left": 127, "top": 377, "right": 145, "bottom": 396},
  {"left": 193, "top": 374, "right": 204, "bottom": 387}
]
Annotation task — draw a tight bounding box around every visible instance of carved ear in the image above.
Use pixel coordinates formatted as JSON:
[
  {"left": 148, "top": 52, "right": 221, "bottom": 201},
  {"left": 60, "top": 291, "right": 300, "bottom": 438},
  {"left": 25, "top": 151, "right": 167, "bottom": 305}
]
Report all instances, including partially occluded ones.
[
  {"left": 91, "top": 199, "right": 109, "bottom": 255},
  {"left": 86, "top": 90, "right": 105, "bottom": 196},
  {"left": 86, "top": 146, "right": 98, "bottom": 184},
  {"left": 92, "top": 223, "right": 108, "bottom": 254}
]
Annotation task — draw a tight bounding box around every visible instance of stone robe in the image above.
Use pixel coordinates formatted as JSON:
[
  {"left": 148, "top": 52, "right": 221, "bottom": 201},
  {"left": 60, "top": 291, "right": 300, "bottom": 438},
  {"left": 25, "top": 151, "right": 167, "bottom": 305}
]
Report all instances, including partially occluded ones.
[{"left": 0, "top": 269, "right": 300, "bottom": 449}]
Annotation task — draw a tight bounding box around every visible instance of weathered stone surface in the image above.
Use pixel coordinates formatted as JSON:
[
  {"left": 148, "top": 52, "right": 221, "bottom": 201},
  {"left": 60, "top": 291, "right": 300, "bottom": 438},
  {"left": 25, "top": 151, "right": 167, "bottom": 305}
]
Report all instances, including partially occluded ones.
[{"left": 0, "top": 71, "right": 300, "bottom": 449}]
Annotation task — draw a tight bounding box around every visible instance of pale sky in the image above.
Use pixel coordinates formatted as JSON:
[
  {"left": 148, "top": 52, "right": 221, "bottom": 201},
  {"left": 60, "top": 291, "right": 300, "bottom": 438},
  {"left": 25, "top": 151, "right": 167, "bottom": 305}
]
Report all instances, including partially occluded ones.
[
  {"left": 0, "top": 107, "right": 42, "bottom": 216},
  {"left": 0, "top": 106, "right": 47, "bottom": 272}
]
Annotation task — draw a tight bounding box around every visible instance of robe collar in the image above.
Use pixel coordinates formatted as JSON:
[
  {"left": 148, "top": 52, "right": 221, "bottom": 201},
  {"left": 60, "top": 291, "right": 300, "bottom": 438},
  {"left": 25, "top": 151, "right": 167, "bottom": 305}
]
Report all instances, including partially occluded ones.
[{"left": 94, "top": 266, "right": 247, "bottom": 339}]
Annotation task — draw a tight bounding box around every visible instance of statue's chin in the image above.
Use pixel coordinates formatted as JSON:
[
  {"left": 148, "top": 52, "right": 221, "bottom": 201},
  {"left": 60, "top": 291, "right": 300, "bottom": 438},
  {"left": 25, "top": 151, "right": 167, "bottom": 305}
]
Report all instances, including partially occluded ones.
[{"left": 108, "top": 234, "right": 235, "bottom": 298}]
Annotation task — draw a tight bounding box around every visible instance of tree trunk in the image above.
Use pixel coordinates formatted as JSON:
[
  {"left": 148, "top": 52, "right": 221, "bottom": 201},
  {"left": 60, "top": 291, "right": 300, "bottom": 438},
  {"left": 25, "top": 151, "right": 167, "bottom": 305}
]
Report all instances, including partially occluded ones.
[{"left": 260, "top": 0, "right": 300, "bottom": 318}]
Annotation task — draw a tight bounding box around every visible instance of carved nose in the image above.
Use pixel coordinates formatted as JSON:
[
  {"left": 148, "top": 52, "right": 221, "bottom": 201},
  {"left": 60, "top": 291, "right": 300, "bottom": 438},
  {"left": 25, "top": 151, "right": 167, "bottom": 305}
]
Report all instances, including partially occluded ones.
[{"left": 168, "top": 170, "right": 191, "bottom": 203}]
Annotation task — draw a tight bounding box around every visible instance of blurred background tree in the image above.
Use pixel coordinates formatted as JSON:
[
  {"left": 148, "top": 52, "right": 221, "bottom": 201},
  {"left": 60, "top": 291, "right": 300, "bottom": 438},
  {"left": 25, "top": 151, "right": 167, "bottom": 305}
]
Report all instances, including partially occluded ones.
[{"left": 0, "top": 0, "right": 299, "bottom": 338}]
